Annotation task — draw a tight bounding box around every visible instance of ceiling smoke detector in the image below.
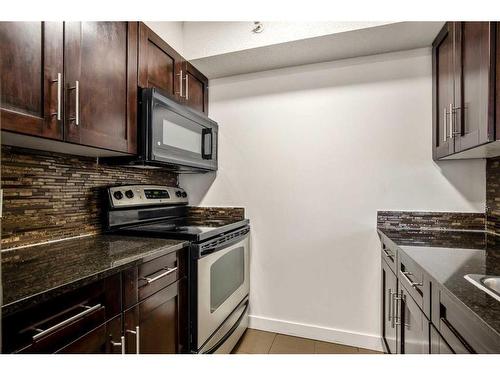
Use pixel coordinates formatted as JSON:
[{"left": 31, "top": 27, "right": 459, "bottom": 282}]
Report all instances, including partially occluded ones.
[{"left": 252, "top": 22, "right": 264, "bottom": 34}]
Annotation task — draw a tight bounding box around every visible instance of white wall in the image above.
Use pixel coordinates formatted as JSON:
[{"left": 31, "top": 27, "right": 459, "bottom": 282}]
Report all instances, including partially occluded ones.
[
  {"left": 182, "top": 21, "right": 392, "bottom": 60},
  {"left": 180, "top": 48, "right": 486, "bottom": 350}
]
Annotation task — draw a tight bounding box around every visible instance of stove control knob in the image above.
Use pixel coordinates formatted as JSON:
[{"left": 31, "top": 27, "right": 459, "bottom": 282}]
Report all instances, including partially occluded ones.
[
  {"left": 113, "top": 191, "right": 123, "bottom": 200},
  {"left": 176, "top": 191, "right": 182, "bottom": 197},
  {"left": 125, "top": 190, "right": 134, "bottom": 199},
  {"left": 181, "top": 192, "right": 187, "bottom": 198}
]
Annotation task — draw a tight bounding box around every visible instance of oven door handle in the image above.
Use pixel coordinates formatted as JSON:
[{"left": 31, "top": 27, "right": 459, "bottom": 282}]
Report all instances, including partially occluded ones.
[{"left": 195, "top": 228, "right": 250, "bottom": 258}]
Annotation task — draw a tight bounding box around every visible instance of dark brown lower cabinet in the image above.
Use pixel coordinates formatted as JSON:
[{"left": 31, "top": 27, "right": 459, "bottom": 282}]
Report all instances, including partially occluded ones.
[
  {"left": 3, "top": 247, "right": 188, "bottom": 354},
  {"left": 399, "top": 284, "right": 429, "bottom": 354},
  {"left": 124, "top": 279, "right": 186, "bottom": 354},
  {"left": 430, "top": 324, "right": 454, "bottom": 354},
  {"left": 381, "top": 257, "right": 398, "bottom": 354},
  {"left": 57, "top": 315, "right": 123, "bottom": 354}
]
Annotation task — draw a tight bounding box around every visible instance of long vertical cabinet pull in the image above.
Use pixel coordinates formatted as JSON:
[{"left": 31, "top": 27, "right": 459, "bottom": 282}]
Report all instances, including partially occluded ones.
[
  {"left": 185, "top": 73, "right": 189, "bottom": 101},
  {"left": 68, "top": 81, "right": 80, "bottom": 126},
  {"left": 448, "top": 103, "right": 453, "bottom": 139},
  {"left": 51, "top": 73, "right": 62, "bottom": 121},
  {"left": 177, "top": 69, "right": 184, "bottom": 98},
  {"left": 75, "top": 80, "right": 80, "bottom": 126},
  {"left": 443, "top": 107, "right": 448, "bottom": 142},
  {"left": 126, "top": 326, "right": 141, "bottom": 354},
  {"left": 388, "top": 289, "right": 393, "bottom": 323}
]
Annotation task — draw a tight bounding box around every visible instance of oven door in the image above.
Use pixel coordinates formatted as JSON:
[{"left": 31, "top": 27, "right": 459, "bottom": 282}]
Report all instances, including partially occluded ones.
[
  {"left": 147, "top": 89, "right": 217, "bottom": 171},
  {"left": 197, "top": 234, "right": 250, "bottom": 348}
]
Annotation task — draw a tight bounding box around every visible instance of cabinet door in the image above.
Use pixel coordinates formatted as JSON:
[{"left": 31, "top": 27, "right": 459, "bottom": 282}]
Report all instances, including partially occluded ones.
[
  {"left": 381, "top": 258, "right": 398, "bottom": 354},
  {"left": 138, "top": 23, "right": 183, "bottom": 102},
  {"left": 57, "top": 315, "right": 123, "bottom": 354},
  {"left": 432, "top": 22, "right": 455, "bottom": 159},
  {"left": 124, "top": 279, "right": 186, "bottom": 354},
  {"left": 185, "top": 61, "right": 209, "bottom": 115},
  {"left": 64, "top": 22, "right": 137, "bottom": 154},
  {"left": 0, "top": 22, "right": 63, "bottom": 139},
  {"left": 454, "top": 22, "right": 496, "bottom": 152},
  {"left": 430, "top": 324, "right": 454, "bottom": 354},
  {"left": 399, "top": 285, "right": 429, "bottom": 354}
]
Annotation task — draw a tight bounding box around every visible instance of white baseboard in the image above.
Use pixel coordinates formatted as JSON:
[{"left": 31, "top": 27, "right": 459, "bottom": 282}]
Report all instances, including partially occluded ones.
[{"left": 248, "top": 315, "right": 384, "bottom": 352}]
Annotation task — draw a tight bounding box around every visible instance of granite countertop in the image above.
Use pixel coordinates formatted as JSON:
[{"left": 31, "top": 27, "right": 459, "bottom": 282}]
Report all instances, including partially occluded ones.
[
  {"left": 378, "top": 228, "right": 500, "bottom": 337},
  {"left": 1, "top": 234, "right": 189, "bottom": 316}
]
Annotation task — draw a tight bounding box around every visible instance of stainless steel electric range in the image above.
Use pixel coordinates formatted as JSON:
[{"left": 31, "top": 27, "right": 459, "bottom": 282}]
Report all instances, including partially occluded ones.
[{"left": 106, "top": 185, "right": 250, "bottom": 354}]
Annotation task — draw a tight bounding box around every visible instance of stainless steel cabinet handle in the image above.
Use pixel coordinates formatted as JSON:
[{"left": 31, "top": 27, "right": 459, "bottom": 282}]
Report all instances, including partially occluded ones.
[
  {"left": 126, "top": 325, "right": 140, "bottom": 354},
  {"left": 443, "top": 107, "right": 448, "bottom": 142},
  {"left": 392, "top": 292, "right": 405, "bottom": 327},
  {"left": 400, "top": 270, "right": 423, "bottom": 288},
  {"left": 75, "top": 80, "right": 79, "bottom": 126},
  {"left": 111, "top": 336, "right": 126, "bottom": 354},
  {"left": 177, "top": 69, "right": 184, "bottom": 98},
  {"left": 449, "top": 103, "right": 453, "bottom": 139},
  {"left": 51, "top": 73, "right": 62, "bottom": 121},
  {"left": 141, "top": 266, "right": 177, "bottom": 284},
  {"left": 185, "top": 73, "right": 189, "bottom": 101},
  {"left": 32, "top": 304, "right": 102, "bottom": 341},
  {"left": 68, "top": 81, "right": 80, "bottom": 126},
  {"left": 388, "top": 289, "right": 393, "bottom": 323},
  {"left": 452, "top": 105, "right": 462, "bottom": 136},
  {"left": 382, "top": 248, "right": 394, "bottom": 261}
]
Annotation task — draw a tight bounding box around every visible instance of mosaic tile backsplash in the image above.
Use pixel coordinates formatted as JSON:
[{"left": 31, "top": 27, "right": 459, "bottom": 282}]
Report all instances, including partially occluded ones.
[
  {"left": 377, "top": 211, "right": 486, "bottom": 231},
  {"left": 1, "top": 146, "right": 178, "bottom": 248}
]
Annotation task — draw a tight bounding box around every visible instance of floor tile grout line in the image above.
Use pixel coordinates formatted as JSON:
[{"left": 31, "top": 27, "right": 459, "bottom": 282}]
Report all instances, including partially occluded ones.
[{"left": 268, "top": 333, "right": 278, "bottom": 354}]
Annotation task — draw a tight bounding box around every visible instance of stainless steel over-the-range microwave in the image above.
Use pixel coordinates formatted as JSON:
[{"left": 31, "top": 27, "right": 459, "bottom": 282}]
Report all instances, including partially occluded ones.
[{"left": 107, "top": 88, "right": 218, "bottom": 172}]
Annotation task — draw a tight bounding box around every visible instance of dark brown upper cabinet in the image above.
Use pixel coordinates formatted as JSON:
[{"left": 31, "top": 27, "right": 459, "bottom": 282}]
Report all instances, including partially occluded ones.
[
  {"left": 138, "top": 23, "right": 183, "bottom": 102},
  {"left": 138, "top": 22, "right": 209, "bottom": 116},
  {"left": 185, "top": 61, "right": 209, "bottom": 115},
  {"left": 0, "top": 22, "right": 64, "bottom": 140},
  {"left": 64, "top": 22, "right": 138, "bottom": 154},
  {"left": 432, "top": 23, "right": 455, "bottom": 159},
  {"left": 432, "top": 22, "right": 497, "bottom": 160},
  {"left": 1, "top": 21, "right": 138, "bottom": 155}
]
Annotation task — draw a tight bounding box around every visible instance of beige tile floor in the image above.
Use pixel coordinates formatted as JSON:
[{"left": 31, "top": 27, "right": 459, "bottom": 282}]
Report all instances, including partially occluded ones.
[{"left": 232, "top": 328, "right": 383, "bottom": 354}]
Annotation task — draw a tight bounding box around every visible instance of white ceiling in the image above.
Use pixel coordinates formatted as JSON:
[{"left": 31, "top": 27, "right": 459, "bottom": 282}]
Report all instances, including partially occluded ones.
[{"left": 188, "top": 22, "right": 445, "bottom": 79}]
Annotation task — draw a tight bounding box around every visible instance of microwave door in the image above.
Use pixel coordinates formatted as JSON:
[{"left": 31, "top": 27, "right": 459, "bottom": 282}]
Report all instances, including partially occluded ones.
[{"left": 151, "top": 103, "right": 210, "bottom": 169}]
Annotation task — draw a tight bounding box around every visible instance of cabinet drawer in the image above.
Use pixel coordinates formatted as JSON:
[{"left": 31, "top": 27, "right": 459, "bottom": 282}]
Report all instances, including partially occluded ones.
[
  {"left": 138, "top": 249, "right": 186, "bottom": 302},
  {"left": 398, "top": 251, "right": 425, "bottom": 312},
  {"left": 381, "top": 241, "right": 397, "bottom": 273},
  {"left": 3, "top": 273, "right": 121, "bottom": 353}
]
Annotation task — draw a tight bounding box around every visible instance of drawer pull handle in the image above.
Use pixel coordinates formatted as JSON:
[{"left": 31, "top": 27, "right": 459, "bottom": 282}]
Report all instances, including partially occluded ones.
[
  {"left": 382, "top": 248, "right": 394, "bottom": 261},
  {"left": 141, "top": 266, "right": 178, "bottom": 284},
  {"left": 400, "top": 270, "right": 423, "bottom": 288},
  {"left": 111, "top": 336, "right": 126, "bottom": 355},
  {"left": 32, "top": 303, "right": 102, "bottom": 341},
  {"left": 126, "top": 325, "right": 140, "bottom": 354}
]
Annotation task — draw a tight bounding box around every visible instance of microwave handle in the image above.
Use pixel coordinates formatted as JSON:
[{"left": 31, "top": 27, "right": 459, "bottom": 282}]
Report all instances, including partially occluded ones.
[{"left": 202, "top": 128, "right": 213, "bottom": 160}]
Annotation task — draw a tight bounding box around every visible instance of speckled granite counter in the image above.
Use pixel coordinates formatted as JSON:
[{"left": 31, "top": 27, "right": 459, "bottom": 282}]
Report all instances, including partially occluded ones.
[
  {"left": 378, "top": 228, "right": 500, "bottom": 338},
  {"left": 1, "top": 234, "right": 189, "bottom": 316}
]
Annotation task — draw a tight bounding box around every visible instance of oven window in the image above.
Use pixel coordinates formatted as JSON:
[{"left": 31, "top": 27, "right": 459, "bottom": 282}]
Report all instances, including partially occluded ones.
[{"left": 210, "top": 247, "right": 245, "bottom": 312}]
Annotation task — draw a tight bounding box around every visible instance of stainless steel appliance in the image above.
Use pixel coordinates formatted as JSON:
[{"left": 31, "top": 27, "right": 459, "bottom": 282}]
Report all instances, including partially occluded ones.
[
  {"left": 106, "top": 88, "right": 218, "bottom": 172},
  {"left": 106, "top": 185, "right": 249, "bottom": 353}
]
